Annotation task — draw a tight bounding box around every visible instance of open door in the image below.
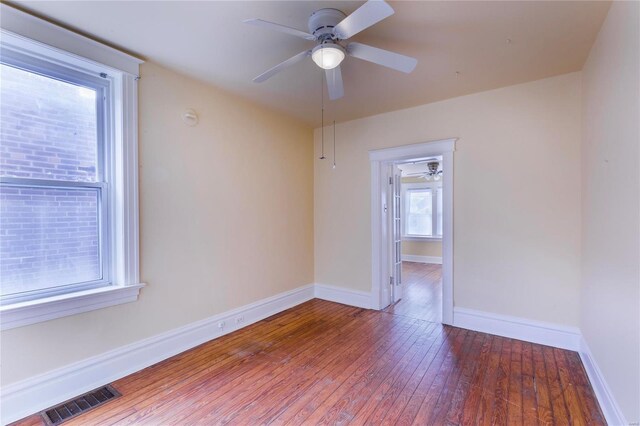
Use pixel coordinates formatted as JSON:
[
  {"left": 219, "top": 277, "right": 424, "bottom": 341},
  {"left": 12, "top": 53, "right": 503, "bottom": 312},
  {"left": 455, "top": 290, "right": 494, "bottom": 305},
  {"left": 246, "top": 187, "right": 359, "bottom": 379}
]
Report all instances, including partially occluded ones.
[{"left": 391, "top": 164, "right": 403, "bottom": 303}]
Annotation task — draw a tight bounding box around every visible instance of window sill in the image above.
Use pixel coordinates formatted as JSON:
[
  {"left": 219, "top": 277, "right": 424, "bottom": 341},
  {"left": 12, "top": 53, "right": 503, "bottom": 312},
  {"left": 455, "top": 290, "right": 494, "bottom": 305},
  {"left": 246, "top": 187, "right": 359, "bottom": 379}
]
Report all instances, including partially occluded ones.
[
  {"left": 402, "top": 236, "right": 443, "bottom": 242},
  {"left": 0, "top": 284, "right": 145, "bottom": 330}
]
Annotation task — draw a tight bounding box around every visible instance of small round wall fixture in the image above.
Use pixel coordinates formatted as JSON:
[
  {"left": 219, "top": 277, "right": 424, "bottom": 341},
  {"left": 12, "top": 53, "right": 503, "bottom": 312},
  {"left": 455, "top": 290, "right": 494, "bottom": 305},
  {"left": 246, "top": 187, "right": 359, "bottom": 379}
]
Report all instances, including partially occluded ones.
[{"left": 183, "top": 109, "right": 199, "bottom": 127}]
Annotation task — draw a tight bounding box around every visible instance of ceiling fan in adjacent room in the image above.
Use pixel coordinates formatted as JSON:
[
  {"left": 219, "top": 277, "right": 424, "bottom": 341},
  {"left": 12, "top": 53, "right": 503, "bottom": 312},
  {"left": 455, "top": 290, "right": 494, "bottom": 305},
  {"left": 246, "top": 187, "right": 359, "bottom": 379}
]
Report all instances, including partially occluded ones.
[
  {"left": 244, "top": 0, "right": 418, "bottom": 100},
  {"left": 404, "top": 161, "right": 443, "bottom": 181}
]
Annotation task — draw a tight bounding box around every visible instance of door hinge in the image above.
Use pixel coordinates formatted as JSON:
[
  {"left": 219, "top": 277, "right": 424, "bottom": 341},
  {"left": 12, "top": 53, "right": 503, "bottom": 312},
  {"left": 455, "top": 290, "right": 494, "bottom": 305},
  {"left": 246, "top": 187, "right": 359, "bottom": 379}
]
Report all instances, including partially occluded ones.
[
  {"left": 389, "top": 176, "right": 393, "bottom": 185},
  {"left": 390, "top": 276, "right": 394, "bottom": 285}
]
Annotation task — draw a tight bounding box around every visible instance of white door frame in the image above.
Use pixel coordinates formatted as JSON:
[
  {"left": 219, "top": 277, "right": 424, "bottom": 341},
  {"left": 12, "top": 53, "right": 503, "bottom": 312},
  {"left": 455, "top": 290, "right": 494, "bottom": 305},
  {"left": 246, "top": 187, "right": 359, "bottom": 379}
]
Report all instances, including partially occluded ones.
[{"left": 369, "top": 138, "right": 456, "bottom": 324}]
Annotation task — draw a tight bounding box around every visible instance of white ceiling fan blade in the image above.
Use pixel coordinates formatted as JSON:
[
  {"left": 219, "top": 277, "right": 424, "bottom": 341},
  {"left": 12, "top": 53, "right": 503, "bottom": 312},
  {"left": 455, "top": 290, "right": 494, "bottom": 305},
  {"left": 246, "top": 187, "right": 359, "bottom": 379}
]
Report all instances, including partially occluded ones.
[
  {"left": 325, "top": 66, "right": 344, "bottom": 100},
  {"left": 253, "top": 50, "right": 311, "bottom": 83},
  {"left": 347, "top": 42, "right": 417, "bottom": 73},
  {"left": 333, "top": 0, "right": 394, "bottom": 40},
  {"left": 243, "top": 19, "right": 316, "bottom": 41}
]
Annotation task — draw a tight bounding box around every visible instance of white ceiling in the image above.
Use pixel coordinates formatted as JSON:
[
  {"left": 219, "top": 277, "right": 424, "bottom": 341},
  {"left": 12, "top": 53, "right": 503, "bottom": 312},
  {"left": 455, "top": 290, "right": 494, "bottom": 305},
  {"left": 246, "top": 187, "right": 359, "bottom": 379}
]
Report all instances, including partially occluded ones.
[{"left": 10, "top": 1, "right": 610, "bottom": 127}]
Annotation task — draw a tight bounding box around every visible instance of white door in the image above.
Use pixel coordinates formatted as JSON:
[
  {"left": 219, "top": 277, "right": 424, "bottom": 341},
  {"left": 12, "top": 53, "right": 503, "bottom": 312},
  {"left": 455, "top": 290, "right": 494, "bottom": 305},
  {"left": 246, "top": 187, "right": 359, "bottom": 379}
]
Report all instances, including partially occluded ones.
[
  {"left": 380, "top": 166, "right": 392, "bottom": 309},
  {"left": 391, "top": 164, "right": 403, "bottom": 303}
]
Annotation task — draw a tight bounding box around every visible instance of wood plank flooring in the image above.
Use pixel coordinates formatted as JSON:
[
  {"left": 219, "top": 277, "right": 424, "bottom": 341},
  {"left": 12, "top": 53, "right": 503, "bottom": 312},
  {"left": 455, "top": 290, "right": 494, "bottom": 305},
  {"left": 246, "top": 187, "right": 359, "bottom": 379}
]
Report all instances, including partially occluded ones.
[
  {"left": 383, "top": 262, "right": 442, "bottom": 322},
  {"left": 13, "top": 299, "right": 605, "bottom": 425}
]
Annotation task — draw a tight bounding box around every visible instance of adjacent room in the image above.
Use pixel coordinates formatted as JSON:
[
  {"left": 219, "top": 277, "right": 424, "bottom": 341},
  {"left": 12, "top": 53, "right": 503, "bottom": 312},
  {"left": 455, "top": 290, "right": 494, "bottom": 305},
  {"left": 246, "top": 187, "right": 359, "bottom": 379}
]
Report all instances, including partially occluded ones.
[{"left": 0, "top": 1, "right": 638, "bottom": 425}]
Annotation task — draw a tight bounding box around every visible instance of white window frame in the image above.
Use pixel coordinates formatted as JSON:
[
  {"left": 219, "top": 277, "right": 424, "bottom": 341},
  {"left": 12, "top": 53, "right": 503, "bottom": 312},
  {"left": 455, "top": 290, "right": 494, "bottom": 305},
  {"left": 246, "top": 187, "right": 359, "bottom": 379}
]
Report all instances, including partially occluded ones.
[
  {"left": 401, "top": 182, "right": 443, "bottom": 240},
  {"left": 0, "top": 4, "right": 145, "bottom": 330}
]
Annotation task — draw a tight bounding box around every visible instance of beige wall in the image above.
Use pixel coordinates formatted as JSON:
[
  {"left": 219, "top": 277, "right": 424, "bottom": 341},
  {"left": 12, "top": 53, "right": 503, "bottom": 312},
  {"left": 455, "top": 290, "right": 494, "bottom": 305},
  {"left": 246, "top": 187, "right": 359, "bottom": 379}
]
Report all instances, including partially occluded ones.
[
  {"left": 580, "top": 1, "right": 640, "bottom": 422},
  {"left": 402, "top": 240, "right": 442, "bottom": 258},
  {"left": 314, "top": 72, "right": 582, "bottom": 326},
  {"left": 0, "top": 62, "right": 314, "bottom": 386}
]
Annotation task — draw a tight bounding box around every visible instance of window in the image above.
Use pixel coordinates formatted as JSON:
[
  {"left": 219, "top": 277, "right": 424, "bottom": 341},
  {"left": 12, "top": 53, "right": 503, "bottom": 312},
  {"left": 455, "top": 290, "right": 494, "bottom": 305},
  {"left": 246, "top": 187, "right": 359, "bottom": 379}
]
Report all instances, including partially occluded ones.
[
  {"left": 402, "top": 183, "right": 442, "bottom": 238},
  {"left": 1, "top": 55, "right": 111, "bottom": 304},
  {"left": 406, "top": 189, "right": 433, "bottom": 236},
  {"left": 0, "top": 10, "right": 143, "bottom": 329}
]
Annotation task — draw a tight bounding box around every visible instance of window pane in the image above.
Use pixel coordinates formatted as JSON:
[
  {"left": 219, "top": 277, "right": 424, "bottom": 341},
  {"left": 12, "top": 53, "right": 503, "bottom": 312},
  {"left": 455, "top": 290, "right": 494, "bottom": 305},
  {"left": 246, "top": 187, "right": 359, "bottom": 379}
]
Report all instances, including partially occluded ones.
[
  {"left": 437, "top": 188, "right": 443, "bottom": 236},
  {"left": 0, "top": 185, "right": 102, "bottom": 297},
  {"left": 408, "top": 190, "right": 430, "bottom": 214},
  {"left": 0, "top": 64, "right": 98, "bottom": 182},
  {"left": 406, "top": 189, "right": 432, "bottom": 235}
]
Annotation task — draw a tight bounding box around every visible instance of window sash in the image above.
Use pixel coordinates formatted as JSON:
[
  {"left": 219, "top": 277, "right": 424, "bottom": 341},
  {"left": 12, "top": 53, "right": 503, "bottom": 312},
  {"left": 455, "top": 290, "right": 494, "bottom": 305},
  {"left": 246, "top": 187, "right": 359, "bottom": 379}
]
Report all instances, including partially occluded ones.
[
  {"left": 0, "top": 182, "right": 111, "bottom": 305},
  {"left": 0, "top": 52, "right": 113, "bottom": 304},
  {"left": 0, "top": 48, "right": 109, "bottom": 184},
  {"left": 402, "top": 184, "right": 443, "bottom": 238}
]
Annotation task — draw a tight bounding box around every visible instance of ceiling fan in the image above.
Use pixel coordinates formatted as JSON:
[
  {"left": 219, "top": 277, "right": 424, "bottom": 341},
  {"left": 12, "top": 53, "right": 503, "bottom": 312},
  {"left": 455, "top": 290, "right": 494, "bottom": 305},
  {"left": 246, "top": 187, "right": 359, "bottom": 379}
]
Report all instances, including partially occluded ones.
[
  {"left": 403, "top": 161, "right": 443, "bottom": 181},
  {"left": 244, "top": 0, "right": 418, "bottom": 100}
]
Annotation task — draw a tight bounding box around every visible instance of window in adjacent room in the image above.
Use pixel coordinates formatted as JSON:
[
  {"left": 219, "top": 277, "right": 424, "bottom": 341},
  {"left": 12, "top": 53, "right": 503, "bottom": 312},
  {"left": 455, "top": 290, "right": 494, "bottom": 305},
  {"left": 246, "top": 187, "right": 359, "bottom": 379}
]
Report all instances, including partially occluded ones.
[{"left": 402, "top": 183, "right": 442, "bottom": 238}]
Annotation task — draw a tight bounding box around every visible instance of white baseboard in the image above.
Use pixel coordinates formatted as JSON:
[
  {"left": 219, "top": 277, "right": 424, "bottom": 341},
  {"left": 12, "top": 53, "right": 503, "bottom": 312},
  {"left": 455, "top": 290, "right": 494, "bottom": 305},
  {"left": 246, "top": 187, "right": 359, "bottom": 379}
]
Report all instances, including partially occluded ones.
[
  {"left": 453, "top": 307, "right": 581, "bottom": 351},
  {"left": 314, "top": 283, "right": 372, "bottom": 309},
  {"left": 579, "top": 337, "right": 628, "bottom": 426},
  {"left": 401, "top": 254, "right": 442, "bottom": 264},
  {"left": 0, "top": 284, "right": 315, "bottom": 425}
]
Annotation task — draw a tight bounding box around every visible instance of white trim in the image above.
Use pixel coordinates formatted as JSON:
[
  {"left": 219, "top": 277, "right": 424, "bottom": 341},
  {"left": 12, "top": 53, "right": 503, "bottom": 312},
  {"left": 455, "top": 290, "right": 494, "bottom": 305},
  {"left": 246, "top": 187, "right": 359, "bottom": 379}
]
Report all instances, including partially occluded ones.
[
  {"left": 314, "top": 283, "right": 372, "bottom": 309},
  {"left": 453, "top": 307, "right": 581, "bottom": 351},
  {"left": 441, "top": 150, "right": 454, "bottom": 325},
  {"left": 369, "top": 139, "right": 456, "bottom": 162},
  {"left": 370, "top": 138, "right": 456, "bottom": 324},
  {"left": 370, "top": 157, "right": 384, "bottom": 311},
  {"left": 0, "top": 4, "right": 142, "bottom": 76},
  {"left": 113, "top": 73, "right": 141, "bottom": 287},
  {"left": 402, "top": 236, "right": 442, "bottom": 242},
  {"left": 0, "top": 284, "right": 315, "bottom": 425},
  {"left": 579, "top": 337, "right": 628, "bottom": 426},
  {"left": 0, "top": 284, "right": 144, "bottom": 330},
  {"left": 401, "top": 255, "right": 442, "bottom": 264}
]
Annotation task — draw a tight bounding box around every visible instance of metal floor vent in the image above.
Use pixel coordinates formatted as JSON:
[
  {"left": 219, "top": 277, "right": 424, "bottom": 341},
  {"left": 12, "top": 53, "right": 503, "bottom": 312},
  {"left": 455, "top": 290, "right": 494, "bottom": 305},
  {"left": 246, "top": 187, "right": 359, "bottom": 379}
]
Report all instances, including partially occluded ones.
[{"left": 40, "top": 385, "right": 121, "bottom": 425}]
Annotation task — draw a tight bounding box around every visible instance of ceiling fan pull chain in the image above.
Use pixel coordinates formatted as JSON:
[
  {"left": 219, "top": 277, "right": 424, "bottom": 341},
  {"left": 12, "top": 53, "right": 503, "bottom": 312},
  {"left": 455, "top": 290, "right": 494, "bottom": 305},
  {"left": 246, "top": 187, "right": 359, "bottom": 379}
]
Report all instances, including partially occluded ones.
[
  {"left": 333, "top": 120, "right": 336, "bottom": 169},
  {"left": 320, "top": 69, "right": 326, "bottom": 160}
]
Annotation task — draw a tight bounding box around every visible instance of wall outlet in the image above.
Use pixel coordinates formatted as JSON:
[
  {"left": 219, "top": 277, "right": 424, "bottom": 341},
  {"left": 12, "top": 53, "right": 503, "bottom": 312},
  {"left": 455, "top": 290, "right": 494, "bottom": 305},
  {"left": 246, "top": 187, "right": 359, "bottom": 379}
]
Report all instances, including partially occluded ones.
[
  {"left": 217, "top": 321, "right": 226, "bottom": 330},
  {"left": 235, "top": 316, "right": 244, "bottom": 324}
]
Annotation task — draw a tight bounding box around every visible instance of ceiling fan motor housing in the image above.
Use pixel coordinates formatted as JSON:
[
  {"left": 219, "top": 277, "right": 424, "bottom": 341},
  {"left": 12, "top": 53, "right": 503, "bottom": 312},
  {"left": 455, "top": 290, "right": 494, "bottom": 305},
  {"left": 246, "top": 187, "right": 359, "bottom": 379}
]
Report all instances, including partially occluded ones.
[{"left": 308, "top": 8, "right": 347, "bottom": 40}]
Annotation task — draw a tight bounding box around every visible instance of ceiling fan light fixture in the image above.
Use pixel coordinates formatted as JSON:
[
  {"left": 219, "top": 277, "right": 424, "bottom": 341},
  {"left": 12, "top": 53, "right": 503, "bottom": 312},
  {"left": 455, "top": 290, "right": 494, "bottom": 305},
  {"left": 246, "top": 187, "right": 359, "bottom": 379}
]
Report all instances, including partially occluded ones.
[
  {"left": 424, "top": 161, "right": 442, "bottom": 181},
  {"left": 312, "top": 44, "right": 345, "bottom": 70}
]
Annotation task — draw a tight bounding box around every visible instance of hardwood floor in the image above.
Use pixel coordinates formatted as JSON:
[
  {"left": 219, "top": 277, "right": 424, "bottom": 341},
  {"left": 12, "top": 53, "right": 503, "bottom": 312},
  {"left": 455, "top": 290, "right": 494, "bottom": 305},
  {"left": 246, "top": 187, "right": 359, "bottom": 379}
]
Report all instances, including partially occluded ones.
[
  {"left": 13, "top": 299, "right": 604, "bottom": 426},
  {"left": 384, "top": 262, "right": 442, "bottom": 322}
]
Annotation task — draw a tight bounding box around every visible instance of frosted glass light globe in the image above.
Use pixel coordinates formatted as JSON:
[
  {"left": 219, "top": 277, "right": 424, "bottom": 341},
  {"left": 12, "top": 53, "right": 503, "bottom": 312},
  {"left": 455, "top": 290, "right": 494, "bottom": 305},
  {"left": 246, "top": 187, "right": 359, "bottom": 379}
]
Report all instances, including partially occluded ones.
[{"left": 312, "top": 44, "right": 345, "bottom": 70}]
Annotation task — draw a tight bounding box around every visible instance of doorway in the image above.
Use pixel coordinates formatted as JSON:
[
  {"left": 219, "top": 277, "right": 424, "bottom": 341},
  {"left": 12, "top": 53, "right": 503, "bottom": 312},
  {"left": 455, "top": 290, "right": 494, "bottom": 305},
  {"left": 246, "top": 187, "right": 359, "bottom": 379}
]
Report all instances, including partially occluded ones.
[
  {"left": 369, "top": 138, "right": 455, "bottom": 324},
  {"left": 383, "top": 158, "right": 444, "bottom": 322}
]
